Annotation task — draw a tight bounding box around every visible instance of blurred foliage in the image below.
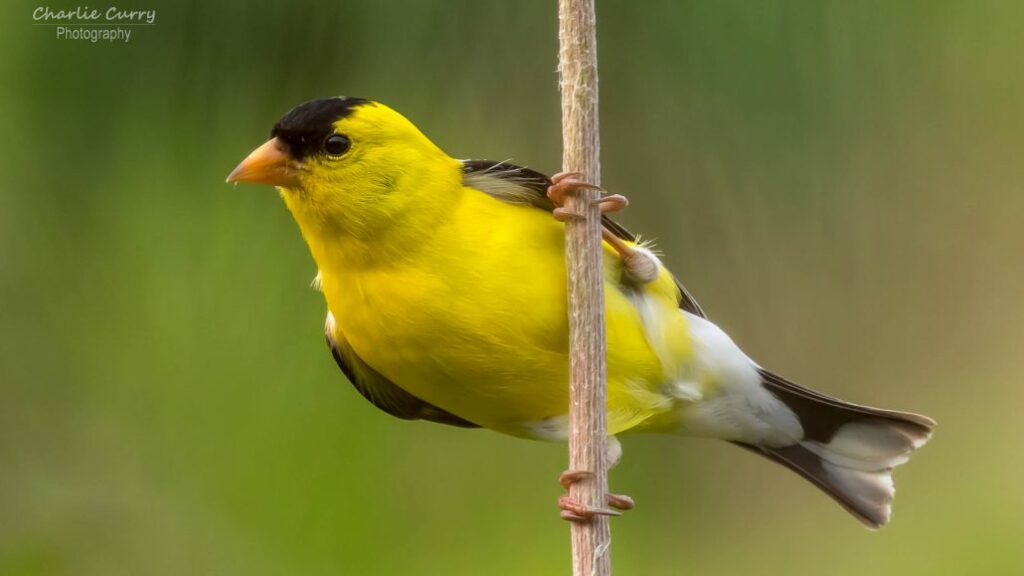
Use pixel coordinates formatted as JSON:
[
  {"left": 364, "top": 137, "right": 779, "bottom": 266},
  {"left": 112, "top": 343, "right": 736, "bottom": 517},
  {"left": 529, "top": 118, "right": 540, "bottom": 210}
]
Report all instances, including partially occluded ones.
[{"left": 2, "top": 0, "right": 1023, "bottom": 574}]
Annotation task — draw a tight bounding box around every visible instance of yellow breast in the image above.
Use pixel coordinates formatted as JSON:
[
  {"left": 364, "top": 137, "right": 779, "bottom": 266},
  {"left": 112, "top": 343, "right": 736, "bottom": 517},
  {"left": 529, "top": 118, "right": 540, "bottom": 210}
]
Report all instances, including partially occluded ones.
[{"left": 320, "top": 187, "right": 678, "bottom": 437}]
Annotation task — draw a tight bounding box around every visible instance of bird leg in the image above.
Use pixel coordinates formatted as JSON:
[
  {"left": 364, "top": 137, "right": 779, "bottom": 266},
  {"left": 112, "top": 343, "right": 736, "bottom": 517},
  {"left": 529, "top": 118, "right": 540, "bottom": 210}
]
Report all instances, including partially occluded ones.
[
  {"left": 557, "top": 470, "right": 635, "bottom": 522},
  {"left": 546, "top": 172, "right": 659, "bottom": 285},
  {"left": 546, "top": 171, "right": 603, "bottom": 222},
  {"left": 557, "top": 436, "right": 634, "bottom": 522},
  {"left": 547, "top": 171, "right": 627, "bottom": 221}
]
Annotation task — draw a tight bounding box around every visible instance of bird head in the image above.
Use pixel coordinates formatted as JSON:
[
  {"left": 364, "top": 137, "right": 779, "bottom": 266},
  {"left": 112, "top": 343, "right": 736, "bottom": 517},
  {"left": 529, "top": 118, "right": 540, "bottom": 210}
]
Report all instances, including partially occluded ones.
[{"left": 227, "top": 97, "right": 460, "bottom": 243}]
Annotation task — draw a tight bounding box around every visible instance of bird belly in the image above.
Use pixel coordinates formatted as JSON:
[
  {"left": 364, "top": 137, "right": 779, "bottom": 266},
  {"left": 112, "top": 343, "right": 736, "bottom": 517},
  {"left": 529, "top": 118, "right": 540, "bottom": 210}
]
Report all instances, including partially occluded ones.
[
  {"left": 322, "top": 197, "right": 672, "bottom": 438},
  {"left": 326, "top": 268, "right": 569, "bottom": 435}
]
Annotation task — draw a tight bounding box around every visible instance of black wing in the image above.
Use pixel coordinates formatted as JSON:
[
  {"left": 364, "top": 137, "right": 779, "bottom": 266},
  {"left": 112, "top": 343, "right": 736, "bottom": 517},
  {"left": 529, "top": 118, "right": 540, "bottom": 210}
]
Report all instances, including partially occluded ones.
[
  {"left": 327, "top": 327, "right": 479, "bottom": 428},
  {"left": 462, "top": 160, "right": 706, "bottom": 318}
]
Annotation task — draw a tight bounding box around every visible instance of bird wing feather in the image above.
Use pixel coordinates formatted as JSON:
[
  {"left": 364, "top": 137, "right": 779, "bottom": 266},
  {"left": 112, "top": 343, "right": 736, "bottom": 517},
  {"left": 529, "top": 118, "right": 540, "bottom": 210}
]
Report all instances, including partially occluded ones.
[
  {"left": 324, "top": 160, "right": 705, "bottom": 427},
  {"left": 326, "top": 323, "right": 480, "bottom": 428},
  {"left": 461, "top": 160, "right": 706, "bottom": 318}
]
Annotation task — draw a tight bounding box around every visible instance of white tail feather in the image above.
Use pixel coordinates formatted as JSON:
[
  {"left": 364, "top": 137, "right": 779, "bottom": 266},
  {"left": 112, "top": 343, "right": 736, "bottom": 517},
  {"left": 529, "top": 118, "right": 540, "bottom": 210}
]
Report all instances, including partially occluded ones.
[{"left": 798, "top": 420, "right": 933, "bottom": 526}]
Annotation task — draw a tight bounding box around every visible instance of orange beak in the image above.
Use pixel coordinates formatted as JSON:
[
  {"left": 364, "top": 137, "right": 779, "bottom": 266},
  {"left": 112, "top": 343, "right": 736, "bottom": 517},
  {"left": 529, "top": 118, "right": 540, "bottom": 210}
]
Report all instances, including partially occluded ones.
[{"left": 226, "top": 138, "right": 302, "bottom": 188}]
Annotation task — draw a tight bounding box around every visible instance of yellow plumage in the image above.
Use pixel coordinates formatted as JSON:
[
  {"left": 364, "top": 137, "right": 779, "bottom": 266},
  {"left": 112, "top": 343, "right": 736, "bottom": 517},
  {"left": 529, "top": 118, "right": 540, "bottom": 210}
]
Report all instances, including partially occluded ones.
[
  {"left": 305, "top": 156, "right": 682, "bottom": 437},
  {"left": 272, "top": 102, "right": 685, "bottom": 438},
  {"left": 227, "top": 96, "right": 934, "bottom": 528}
]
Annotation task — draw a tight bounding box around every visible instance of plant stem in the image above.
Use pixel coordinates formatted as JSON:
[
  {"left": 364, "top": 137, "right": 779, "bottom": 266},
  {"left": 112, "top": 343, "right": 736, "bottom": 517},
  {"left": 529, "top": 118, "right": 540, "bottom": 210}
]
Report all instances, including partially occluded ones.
[{"left": 558, "top": 0, "right": 611, "bottom": 574}]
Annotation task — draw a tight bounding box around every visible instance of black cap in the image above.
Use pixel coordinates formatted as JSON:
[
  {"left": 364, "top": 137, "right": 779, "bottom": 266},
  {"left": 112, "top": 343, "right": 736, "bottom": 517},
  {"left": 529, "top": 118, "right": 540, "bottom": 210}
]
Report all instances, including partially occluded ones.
[{"left": 271, "top": 97, "right": 371, "bottom": 160}]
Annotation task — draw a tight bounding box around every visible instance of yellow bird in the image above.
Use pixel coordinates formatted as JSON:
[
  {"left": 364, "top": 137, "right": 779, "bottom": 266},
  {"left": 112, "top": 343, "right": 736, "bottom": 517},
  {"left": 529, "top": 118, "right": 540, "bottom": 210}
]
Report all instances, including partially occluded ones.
[{"left": 227, "top": 97, "right": 933, "bottom": 528}]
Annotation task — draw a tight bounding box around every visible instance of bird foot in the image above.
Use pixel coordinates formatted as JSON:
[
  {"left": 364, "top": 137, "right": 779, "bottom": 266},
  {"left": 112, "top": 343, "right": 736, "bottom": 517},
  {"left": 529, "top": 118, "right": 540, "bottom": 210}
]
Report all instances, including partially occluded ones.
[
  {"left": 558, "top": 470, "right": 635, "bottom": 522},
  {"left": 546, "top": 173, "right": 658, "bottom": 285},
  {"left": 547, "top": 172, "right": 629, "bottom": 222}
]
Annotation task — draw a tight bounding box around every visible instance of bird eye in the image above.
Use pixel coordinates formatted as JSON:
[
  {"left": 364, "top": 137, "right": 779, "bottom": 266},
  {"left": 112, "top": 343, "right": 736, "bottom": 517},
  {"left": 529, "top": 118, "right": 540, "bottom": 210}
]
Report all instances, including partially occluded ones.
[{"left": 323, "top": 134, "right": 351, "bottom": 156}]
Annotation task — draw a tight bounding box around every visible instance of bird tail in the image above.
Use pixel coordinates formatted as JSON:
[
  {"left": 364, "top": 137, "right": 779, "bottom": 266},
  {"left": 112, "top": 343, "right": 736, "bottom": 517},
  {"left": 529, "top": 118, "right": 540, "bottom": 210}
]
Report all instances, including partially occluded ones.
[{"left": 737, "top": 369, "right": 935, "bottom": 529}]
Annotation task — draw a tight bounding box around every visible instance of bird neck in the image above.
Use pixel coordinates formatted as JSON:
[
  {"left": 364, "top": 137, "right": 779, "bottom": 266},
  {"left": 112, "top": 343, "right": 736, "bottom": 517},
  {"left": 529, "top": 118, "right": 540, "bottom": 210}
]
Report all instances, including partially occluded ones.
[{"left": 284, "top": 157, "right": 464, "bottom": 273}]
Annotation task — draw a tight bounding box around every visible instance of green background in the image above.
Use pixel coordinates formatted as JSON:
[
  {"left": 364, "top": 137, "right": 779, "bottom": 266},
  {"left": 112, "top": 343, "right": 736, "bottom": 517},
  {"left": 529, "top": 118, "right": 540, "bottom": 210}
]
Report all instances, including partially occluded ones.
[{"left": 2, "top": 1, "right": 1022, "bottom": 574}]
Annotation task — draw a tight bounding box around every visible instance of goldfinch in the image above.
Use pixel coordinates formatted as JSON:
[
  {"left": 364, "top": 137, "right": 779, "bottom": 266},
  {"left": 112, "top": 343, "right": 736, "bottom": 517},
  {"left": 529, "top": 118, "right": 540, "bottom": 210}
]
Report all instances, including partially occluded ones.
[{"left": 227, "top": 97, "right": 934, "bottom": 528}]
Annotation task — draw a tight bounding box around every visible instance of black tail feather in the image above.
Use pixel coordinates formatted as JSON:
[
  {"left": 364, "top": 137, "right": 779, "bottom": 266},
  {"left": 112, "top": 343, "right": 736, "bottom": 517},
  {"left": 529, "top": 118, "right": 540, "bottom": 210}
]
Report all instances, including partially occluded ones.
[{"left": 737, "top": 369, "right": 935, "bottom": 528}]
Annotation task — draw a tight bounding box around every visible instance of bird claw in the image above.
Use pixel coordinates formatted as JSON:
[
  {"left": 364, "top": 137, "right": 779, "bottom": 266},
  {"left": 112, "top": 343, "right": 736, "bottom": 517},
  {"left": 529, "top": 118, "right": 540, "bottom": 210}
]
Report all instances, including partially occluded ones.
[
  {"left": 596, "top": 193, "right": 628, "bottom": 215},
  {"left": 547, "top": 173, "right": 627, "bottom": 215},
  {"left": 547, "top": 172, "right": 604, "bottom": 207},
  {"left": 558, "top": 495, "right": 622, "bottom": 521},
  {"left": 606, "top": 492, "right": 635, "bottom": 511},
  {"left": 559, "top": 469, "right": 593, "bottom": 490},
  {"left": 552, "top": 206, "right": 584, "bottom": 222},
  {"left": 547, "top": 173, "right": 658, "bottom": 286},
  {"left": 558, "top": 469, "right": 635, "bottom": 523}
]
